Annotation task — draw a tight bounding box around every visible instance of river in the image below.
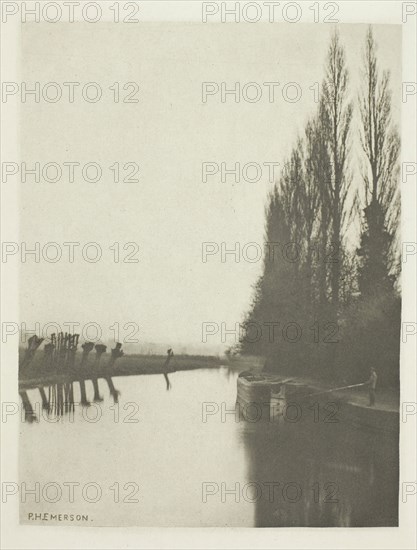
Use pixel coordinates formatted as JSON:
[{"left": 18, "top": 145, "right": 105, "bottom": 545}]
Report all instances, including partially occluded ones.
[{"left": 20, "top": 366, "right": 398, "bottom": 527}]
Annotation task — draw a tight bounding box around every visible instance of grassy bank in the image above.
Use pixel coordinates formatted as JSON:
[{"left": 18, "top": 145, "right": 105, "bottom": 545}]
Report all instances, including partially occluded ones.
[{"left": 19, "top": 351, "right": 224, "bottom": 390}]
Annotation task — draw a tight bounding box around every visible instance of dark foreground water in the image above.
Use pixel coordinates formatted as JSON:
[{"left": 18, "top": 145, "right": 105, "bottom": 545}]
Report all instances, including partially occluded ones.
[{"left": 20, "top": 367, "right": 398, "bottom": 527}]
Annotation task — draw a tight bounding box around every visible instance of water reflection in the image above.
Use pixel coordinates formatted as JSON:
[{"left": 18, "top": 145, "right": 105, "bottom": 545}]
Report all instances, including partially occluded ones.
[
  {"left": 19, "top": 390, "right": 37, "bottom": 423},
  {"left": 239, "top": 407, "right": 398, "bottom": 526},
  {"left": 19, "top": 367, "right": 398, "bottom": 527},
  {"left": 162, "top": 348, "right": 174, "bottom": 391},
  {"left": 19, "top": 376, "right": 121, "bottom": 419}
]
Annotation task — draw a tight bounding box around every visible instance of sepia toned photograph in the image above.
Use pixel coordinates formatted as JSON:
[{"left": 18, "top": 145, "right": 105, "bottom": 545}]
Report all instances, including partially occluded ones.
[{"left": 1, "top": 1, "right": 416, "bottom": 548}]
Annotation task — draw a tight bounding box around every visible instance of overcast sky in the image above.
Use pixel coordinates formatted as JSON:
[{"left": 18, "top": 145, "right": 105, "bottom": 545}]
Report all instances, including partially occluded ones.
[{"left": 18, "top": 22, "right": 401, "bottom": 353}]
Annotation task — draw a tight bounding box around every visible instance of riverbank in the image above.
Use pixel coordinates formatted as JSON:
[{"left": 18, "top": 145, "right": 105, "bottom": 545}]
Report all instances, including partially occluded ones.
[{"left": 19, "top": 353, "right": 224, "bottom": 390}]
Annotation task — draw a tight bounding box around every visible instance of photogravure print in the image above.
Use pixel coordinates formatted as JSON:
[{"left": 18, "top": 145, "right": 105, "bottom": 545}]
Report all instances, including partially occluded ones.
[{"left": 1, "top": 1, "right": 416, "bottom": 547}]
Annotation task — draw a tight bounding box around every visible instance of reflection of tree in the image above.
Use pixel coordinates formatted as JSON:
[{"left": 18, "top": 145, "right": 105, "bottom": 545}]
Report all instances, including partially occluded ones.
[
  {"left": 45, "top": 382, "right": 75, "bottom": 416},
  {"left": 104, "top": 376, "right": 121, "bottom": 403},
  {"left": 19, "top": 390, "right": 37, "bottom": 423},
  {"left": 22, "top": 375, "right": 122, "bottom": 423},
  {"left": 92, "top": 378, "right": 104, "bottom": 402},
  {"left": 38, "top": 386, "right": 49, "bottom": 410},
  {"left": 239, "top": 418, "right": 398, "bottom": 526},
  {"left": 20, "top": 333, "right": 127, "bottom": 424},
  {"left": 79, "top": 379, "right": 90, "bottom": 406}
]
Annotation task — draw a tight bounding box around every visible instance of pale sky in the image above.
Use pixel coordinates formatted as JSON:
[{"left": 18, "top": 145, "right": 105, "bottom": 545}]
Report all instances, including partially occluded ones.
[{"left": 18, "top": 22, "right": 401, "bottom": 353}]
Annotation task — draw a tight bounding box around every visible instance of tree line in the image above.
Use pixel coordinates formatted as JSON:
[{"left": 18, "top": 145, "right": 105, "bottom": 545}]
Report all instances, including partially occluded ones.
[{"left": 237, "top": 27, "right": 401, "bottom": 387}]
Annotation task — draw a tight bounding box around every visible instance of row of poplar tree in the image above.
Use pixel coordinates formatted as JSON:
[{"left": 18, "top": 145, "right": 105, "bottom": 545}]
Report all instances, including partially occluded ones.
[{"left": 238, "top": 27, "right": 401, "bottom": 387}]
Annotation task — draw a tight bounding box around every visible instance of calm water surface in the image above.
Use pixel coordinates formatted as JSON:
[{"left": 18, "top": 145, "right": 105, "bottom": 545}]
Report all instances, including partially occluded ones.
[{"left": 20, "top": 367, "right": 398, "bottom": 526}]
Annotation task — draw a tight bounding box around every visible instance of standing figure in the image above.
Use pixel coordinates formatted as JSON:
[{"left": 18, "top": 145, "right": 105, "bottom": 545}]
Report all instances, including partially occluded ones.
[{"left": 367, "top": 367, "right": 378, "bottom": 407}]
